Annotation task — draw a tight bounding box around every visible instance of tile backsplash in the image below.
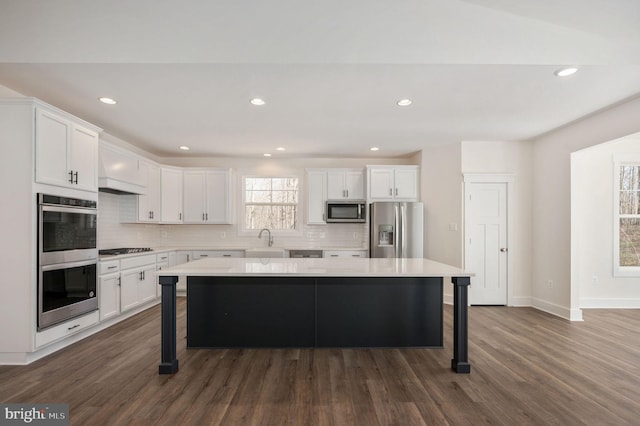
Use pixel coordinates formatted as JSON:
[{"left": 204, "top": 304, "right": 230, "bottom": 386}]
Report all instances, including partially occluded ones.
[{"left": 98, "top": 192, "right": 367, "bottom": 250}]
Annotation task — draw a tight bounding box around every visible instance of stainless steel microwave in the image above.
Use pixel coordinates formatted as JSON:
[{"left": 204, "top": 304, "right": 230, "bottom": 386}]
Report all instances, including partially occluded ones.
[{"left": 326, "top": 200, "right": 367, "bottom": 223}]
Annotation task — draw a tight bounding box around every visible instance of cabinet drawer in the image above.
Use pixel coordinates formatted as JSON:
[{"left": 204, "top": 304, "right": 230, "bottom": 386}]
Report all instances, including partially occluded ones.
[
  {"left": 35, "top": 310, "right": 99, "bottom": 348},
  {"left": 156, "top": 252, "right": 171, "bottom": 263},
  {"left": 323, "top": 250, "right": 368, "bottom": 258},
  {"left": 120, "top": 254, "right": 156, "bottom": 270},
  {"left": 99, "top": 260, "right": 120, "bottom": 274},
  {"left": 192, "top": 250, "right": 244, "bottom": 259}
]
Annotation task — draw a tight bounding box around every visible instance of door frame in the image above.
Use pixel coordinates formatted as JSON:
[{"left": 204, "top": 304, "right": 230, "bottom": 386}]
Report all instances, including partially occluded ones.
[{"left": 463, "top": 173, "right": 514, "bottom": 306}]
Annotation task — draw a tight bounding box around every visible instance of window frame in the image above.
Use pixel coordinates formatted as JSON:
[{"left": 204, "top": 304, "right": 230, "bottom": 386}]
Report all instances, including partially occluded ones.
[
  {"left": 613, "top": 153, "right": 640, "bottom": 277},
  {"left": 239, "top": 174, "right": 302, "bottom": 236}
]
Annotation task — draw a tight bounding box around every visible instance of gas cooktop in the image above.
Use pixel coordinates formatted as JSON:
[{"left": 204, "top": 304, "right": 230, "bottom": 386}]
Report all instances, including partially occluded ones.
[{"left": 99, "top": 247, "right": 154, "bottom": 256}]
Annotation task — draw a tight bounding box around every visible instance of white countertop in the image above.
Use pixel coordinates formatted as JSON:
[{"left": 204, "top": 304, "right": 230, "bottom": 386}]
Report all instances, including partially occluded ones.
[{"left": 156, "top": 257, "right": 472, "bottom": 278}]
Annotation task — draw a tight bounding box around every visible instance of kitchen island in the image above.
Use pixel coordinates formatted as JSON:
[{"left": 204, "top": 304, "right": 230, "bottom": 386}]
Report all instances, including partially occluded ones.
[{"left": 156, "top": 257, "right": 473, "bottom": 374}]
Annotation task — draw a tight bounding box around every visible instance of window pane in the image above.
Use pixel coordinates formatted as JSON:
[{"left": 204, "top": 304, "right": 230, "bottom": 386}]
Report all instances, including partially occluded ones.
[
  {"left": 246, "top": 190, "right": 272, "bottom": 203},
  {"left": 245, "top": 205, "right": 297, "bottom": 230},
  {"left": 620, "top": 218, "right": 640, "bottom": 267},
  {"left": 620, "top": 191, "right": 640, "bottom": 215},
  {"left": 620, "top": 166, "right": 640, "bottom": 191}
]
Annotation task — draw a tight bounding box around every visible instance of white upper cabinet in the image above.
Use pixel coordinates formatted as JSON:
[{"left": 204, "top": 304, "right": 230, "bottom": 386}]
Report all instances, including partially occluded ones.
[
  {"left": 35, "top": 107, "right": 100, "bottom": 192},
  {"left": 183, "top": 169, "right": 233, "bottom": 224},
  {"left": 367, "top": 166, "right": 419, "bottom": 201},
  {"left": 327, "top": 169, "right": 365, "bottom": 200},
  {"left": 307, "top": 170, "right": 327, "bottom": 224},
  {"left": 138, "top": 162, "right": 161, "bottom": 222},
  {"left": 160, "top": 167, "right": 183, "bottom": 223}
]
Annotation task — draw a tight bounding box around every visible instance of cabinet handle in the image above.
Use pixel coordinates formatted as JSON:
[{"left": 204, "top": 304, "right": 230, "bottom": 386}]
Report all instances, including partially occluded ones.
[
  {"left": 205, "top": 213, "right": 208, "bottom": 221},
  {"left": 346, "top": 189, "right": 349, "bottom": 198},
  {"left": 202, "top": 213, "right": 205, "bottom": 221},
  {"left": 179, "top": 212, "right": 182, "bottom": 220},
  {"left": 68, "top": 170, "right": 74, "bottom": 184},
  {"left": 352, "top": 254, "right": 361, "bottom": 257},
  {"left": 187, "top": 254, "right": 190, "bottom": 262},
  {"left": 67, "top": 324, "right": 80, "bottom": 331},
  {"left": 322, "top": 213, "right": 325, "bottom": 221},
  {"left": 395, "top": 188, "right": 398, "bottom": 196},
  {"left": 222, "top": 254, "right": 231, "bottom": 257},
  {"left": 200, "top": 254, "right": 208, "bottom": 257},
  {"left": 330, "top": 254, "right": 339, "bottom": 257},
  {"left": 389, "top": 188, "right": 393, "bottom": 196},
  {"left": 118, "top": 277, "right": 121, "bottom": 286},
  {"left": 74, "top": 171, "right": 78, "bottom": 184},
  {"left": 107, "top": 265, "right": 117, "bottom": 269}
]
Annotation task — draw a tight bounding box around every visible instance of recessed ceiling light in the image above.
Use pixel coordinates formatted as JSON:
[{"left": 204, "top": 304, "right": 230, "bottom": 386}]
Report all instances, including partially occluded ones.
[
  {"left": 179, "top": 146, "right": 190, "bottom": 151},
  {"left": 554, "top": 67, "right": 578, "bottom": 77},
  {"left": 99, "top": 97, "right": 117, "bottom": 105},
  {"left": 251, "top": 98, "right": 266, "bottom": 106},
  {"left": 263, "top": 153, "right": 272, "bottom": 157},
  {"left": 276, "top": 147, "right": 286, "bottom": 151},
  {"left": 370, "top": 147, "right": 379, "bottom": 151},
  {"left": 397, "top": 99, "right": 412, "bottom": 107}
]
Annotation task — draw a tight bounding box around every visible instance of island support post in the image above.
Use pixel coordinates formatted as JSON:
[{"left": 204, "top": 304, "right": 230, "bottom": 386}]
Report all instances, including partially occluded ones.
[
  {"left": 158, "top": 275, "right": 179, "bottom": 374},
  {"left": 451, "top": 276, "right": 471, "bottom": 373}
]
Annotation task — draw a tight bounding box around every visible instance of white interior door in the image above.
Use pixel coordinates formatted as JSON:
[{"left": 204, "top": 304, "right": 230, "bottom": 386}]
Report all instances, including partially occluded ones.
[{"left": 466, "top": 182, "right": 508, "bottom": 305}]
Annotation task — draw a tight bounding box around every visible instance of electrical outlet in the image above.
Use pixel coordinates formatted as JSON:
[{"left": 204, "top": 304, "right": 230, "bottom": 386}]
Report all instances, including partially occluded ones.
[{"left": 547, "top": 279, "right": 554, "bottom": 288}]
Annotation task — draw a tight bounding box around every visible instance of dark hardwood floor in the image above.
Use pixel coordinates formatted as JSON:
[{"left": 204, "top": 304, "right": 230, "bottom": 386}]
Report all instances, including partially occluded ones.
[{"left": 1, "top": 299, "right": 639, "bottom": 425}]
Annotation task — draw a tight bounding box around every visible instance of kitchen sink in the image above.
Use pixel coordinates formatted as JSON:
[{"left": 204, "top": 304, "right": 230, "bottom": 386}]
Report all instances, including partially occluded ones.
[{"left": 245, "top": 248, "right": 287, "bottom": 258}]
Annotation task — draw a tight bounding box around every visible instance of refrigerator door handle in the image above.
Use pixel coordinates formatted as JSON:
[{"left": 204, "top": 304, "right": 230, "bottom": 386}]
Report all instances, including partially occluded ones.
[
  {"left": 394, "top": 204, "right": 400, "bottom": 257},
  {"left": 400, "top": 204, "right": 408, "bottom": 257}
]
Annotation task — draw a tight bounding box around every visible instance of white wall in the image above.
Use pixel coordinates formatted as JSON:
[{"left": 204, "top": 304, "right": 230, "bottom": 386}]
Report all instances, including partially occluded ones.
[
  {"left": 572, "top": 134, "right": 640, "bottom": 308},
  {"left": 420, "top": 143, "right": 462, "bottom": 303},
  {"left": 461, "top": 140, "right": 533, "bottom": 306},
  {"left": 532, "top": 95, "right": 640, "bottom": 320}
]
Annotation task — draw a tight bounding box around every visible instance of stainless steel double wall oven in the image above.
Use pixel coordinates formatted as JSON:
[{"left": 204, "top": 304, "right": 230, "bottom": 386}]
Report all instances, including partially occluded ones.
[{"left": 38, "top": 193, "right": 98, "bottom": 330}]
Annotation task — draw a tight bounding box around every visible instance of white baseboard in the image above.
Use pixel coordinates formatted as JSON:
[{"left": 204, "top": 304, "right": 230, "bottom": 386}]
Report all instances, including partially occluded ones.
[
  {"left": 509, "top": 296, "right": 532, "bottom": 306},
  {"left": 531, "top": 297, "right": 583, "bottom": 321},
  {"left": 580, "top": 298, "right": 640, "bottom": 309}
]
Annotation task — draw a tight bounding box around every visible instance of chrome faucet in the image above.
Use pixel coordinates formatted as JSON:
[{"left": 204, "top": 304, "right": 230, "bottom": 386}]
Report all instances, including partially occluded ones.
[{"left": 258, "top": 228, "right": 273, "bottom": 247}]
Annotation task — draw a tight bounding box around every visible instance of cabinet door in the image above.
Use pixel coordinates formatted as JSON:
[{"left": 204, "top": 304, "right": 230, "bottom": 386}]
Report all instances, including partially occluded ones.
[
  {"left": 70, "top": 124, "right": 99, "bottom": 191},
  {"left": 120, "top": 269, "right": 140, "bottom": 312},
  {"left": 344, "top": 171, "right": 364, "bottom": 199},
  {"left": 138, "top": 162, "right": 161, "bottom": 222},
  {"left": 205, "top": 171, "right": 230, "bottom": 223},
  {"left": 369, "top": 168, "right": 395, "bottom": 200},
  {"left": 138, "top": 265, "right": 157, "bottom": 304},
  {"left": 307, "top": 171, "right": 327, "bottom": 224},
  {"left": 99, "top": 273, "right": 120, "bottom": 321},
  {"left": 183, "top": 171, "right": 206, "bottom": 223},
  {"left": 161, "top": 168, "right": 183, "bottom": 223},
  {"left": 35, "top": 108, "right": 71, "bottom": 187},
  {"left": 394, "top": 168, "right": 418, "bottom": 200},
  {"left": 326, "top": 172, "right": 346, "bottom": 199}
]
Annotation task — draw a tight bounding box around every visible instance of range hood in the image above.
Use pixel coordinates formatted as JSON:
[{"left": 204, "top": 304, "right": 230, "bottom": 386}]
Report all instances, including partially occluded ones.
[{"left": 98, "top": 142, "right": 146, "bottom": 195}]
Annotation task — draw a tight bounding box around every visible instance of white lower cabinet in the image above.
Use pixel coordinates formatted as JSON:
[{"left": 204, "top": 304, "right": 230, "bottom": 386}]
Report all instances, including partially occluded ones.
[
  {"left": 117, "top": 254, "right": 157, "bottom": 313},
  {"left": 99, "top": 272, "right": 120, "bottom": 321}
]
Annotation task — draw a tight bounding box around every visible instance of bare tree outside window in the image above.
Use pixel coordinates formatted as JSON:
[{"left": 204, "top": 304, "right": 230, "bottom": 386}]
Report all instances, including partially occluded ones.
[
  {"left": 619, "top": 165, "right": 640, "bottom": 267},
  {"left": 245, "top": 177, "right": 299, "bottom": 230}
]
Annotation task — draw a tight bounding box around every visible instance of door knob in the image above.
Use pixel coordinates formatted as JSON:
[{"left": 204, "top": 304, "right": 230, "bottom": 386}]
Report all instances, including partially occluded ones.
[{"left": 500, "top": 248, "right": 508, "bottom": 252}]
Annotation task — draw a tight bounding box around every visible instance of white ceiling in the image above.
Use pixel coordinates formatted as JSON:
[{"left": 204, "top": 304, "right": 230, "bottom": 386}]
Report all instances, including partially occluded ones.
[{"left": 1, "top": 0, "right": 639, "bottom": 158}]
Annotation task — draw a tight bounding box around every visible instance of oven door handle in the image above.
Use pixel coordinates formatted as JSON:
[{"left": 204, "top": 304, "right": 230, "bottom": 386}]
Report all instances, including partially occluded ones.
[
  {"left": 41, "top": 205, "right": 96, "bottom": 215},
  {"left": 41, "top": 259, "right": 97, "bottom": 271}
]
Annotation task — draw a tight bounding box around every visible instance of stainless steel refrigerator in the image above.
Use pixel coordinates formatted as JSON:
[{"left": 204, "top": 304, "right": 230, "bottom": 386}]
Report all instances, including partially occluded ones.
[{"left": 369, "top": 202, "right": 423, "bottom": 258}]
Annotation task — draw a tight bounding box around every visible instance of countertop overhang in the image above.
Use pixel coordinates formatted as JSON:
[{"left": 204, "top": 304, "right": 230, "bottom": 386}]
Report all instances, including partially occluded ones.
[{"left": 155, "top": 257, "right": 472, "bottom": 278}]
